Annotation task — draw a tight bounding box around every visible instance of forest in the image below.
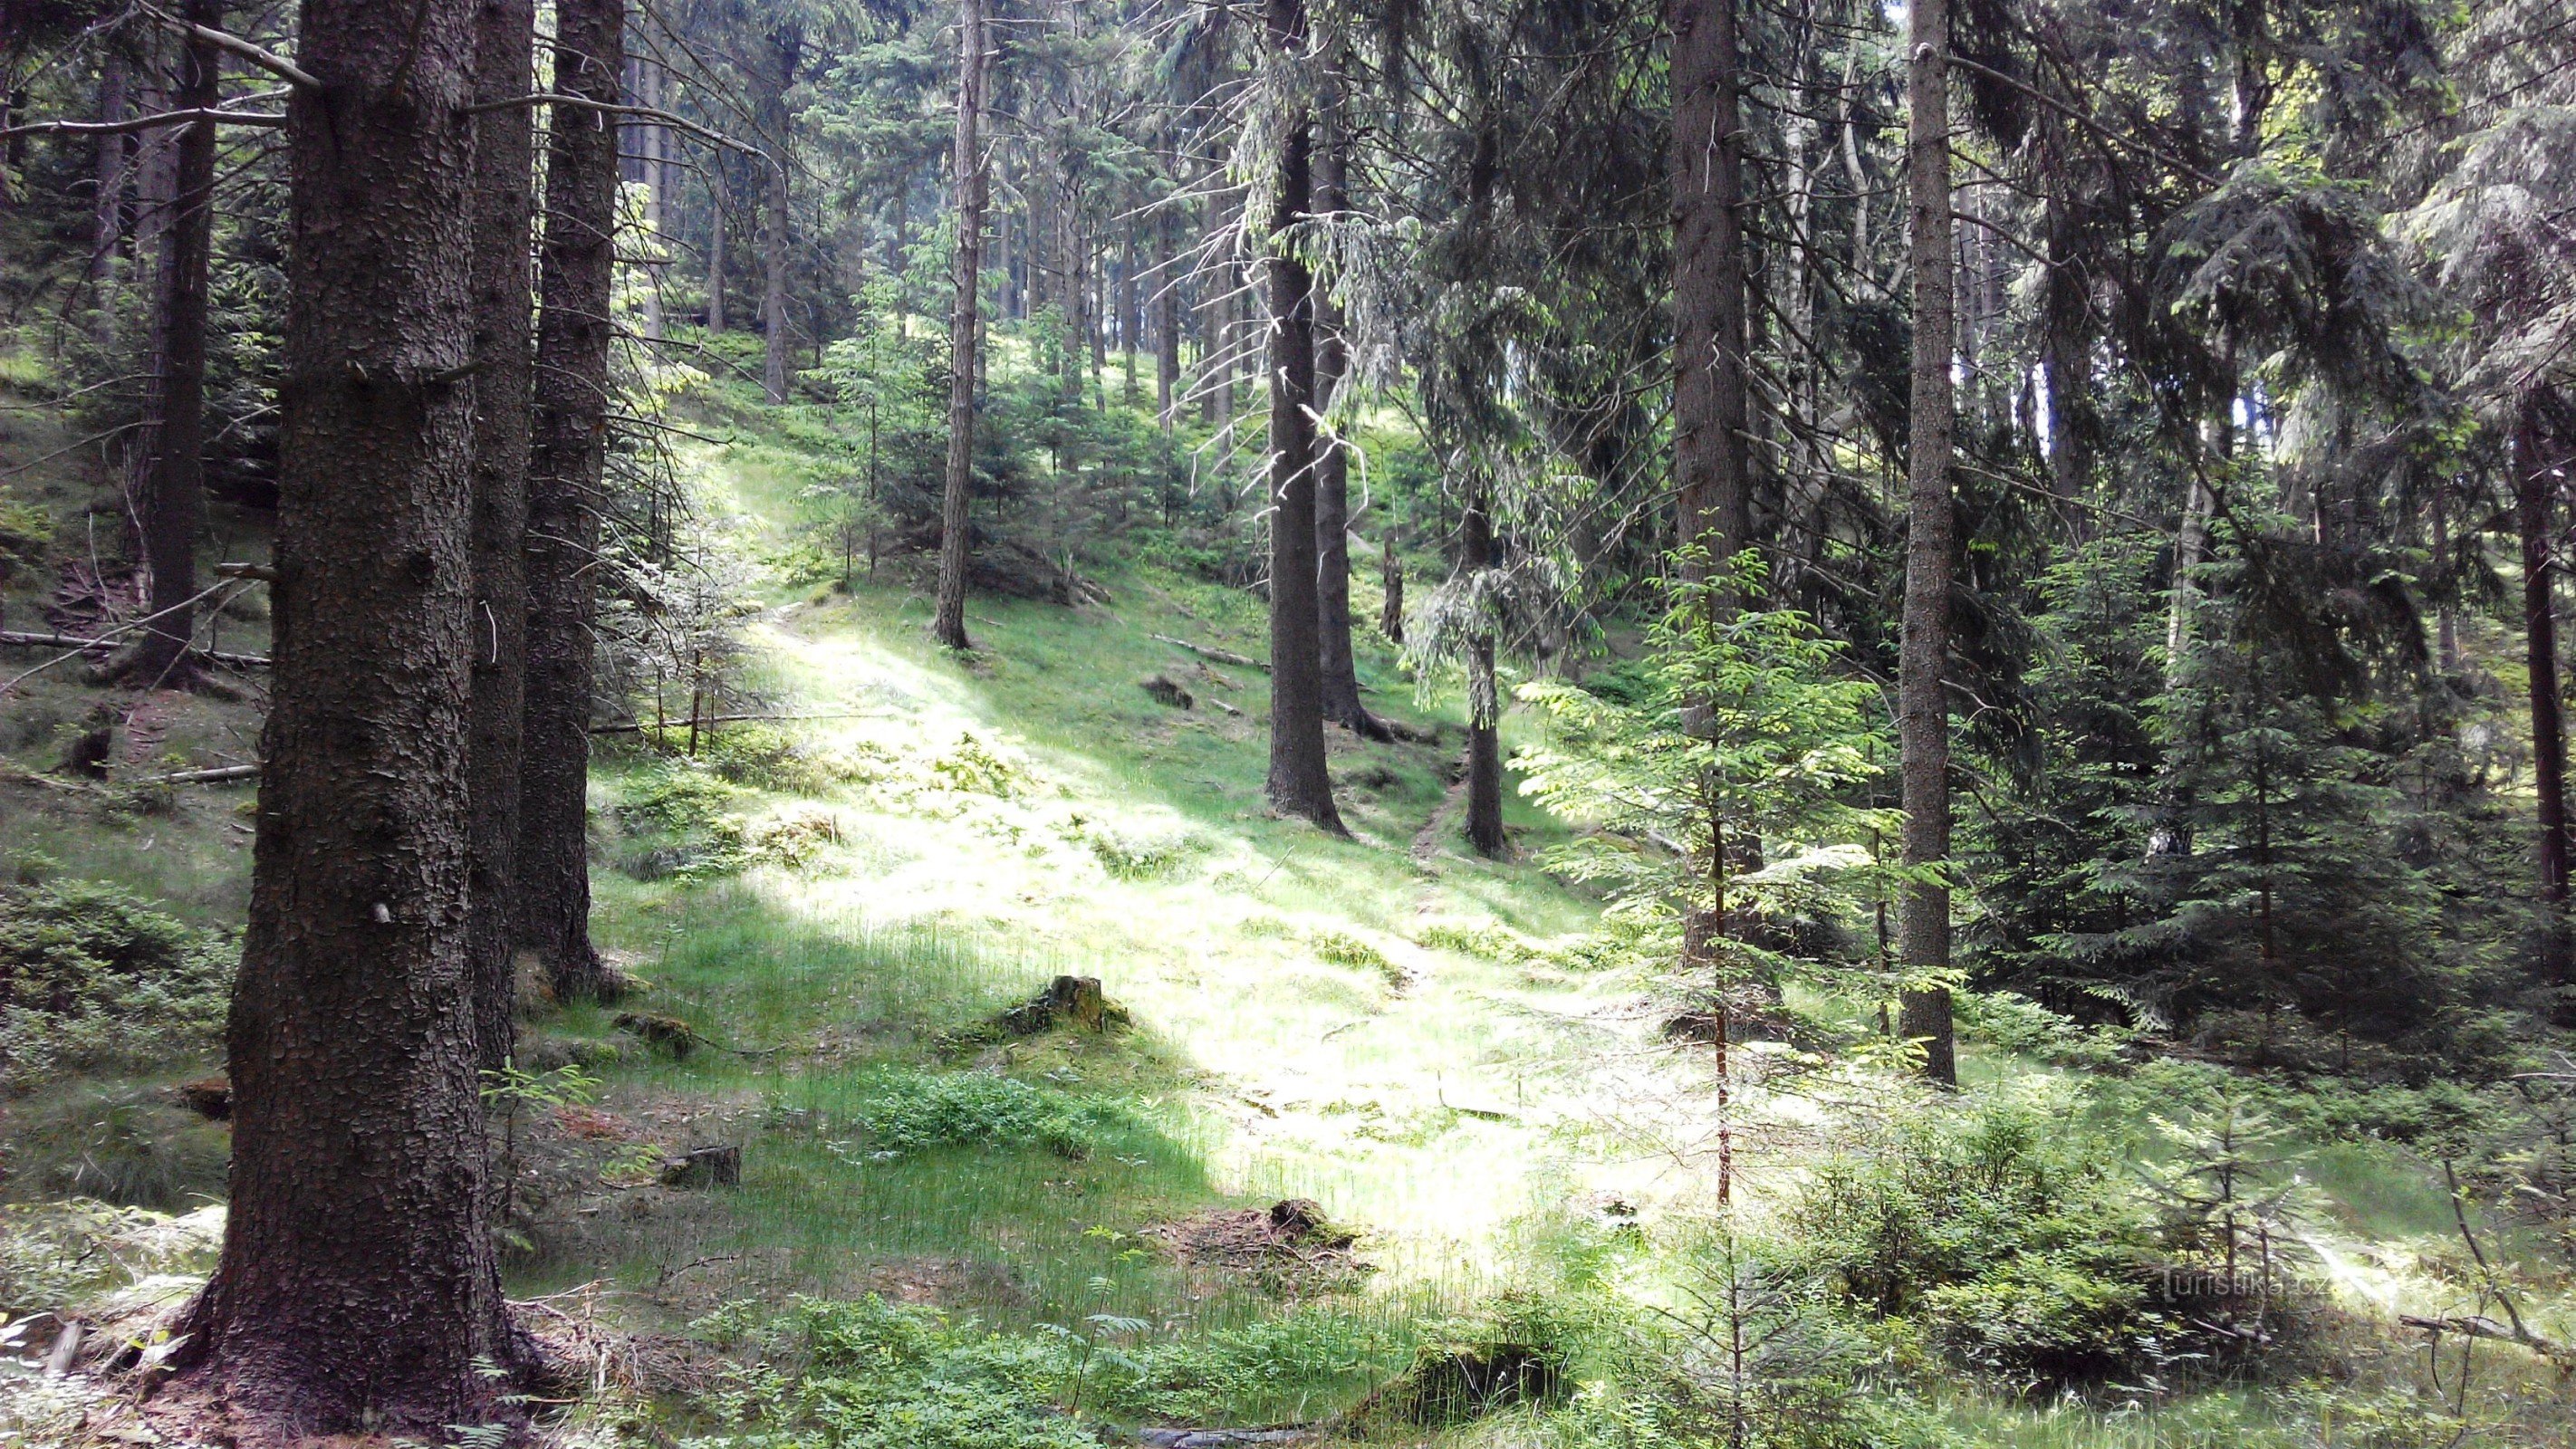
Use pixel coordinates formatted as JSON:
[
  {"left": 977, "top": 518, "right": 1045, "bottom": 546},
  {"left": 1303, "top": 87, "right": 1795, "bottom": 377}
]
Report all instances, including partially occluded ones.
[{"left": 0, "top": 0, "right": 2572, "bottom": 1443}]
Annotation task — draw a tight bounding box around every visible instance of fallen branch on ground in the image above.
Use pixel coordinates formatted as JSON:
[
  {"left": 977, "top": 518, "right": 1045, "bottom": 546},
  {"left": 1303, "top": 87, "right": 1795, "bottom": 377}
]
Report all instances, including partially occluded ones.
[
  {"left": 2400, "top": 1313, "right": 2576, "bottom": 1367},
  {"left": 589, "top": 711, "right": 867, "bottom": 735},
  {"left": 0, "top": 631, "right": 269, "bottom": 668},
  {"left": 1150, "top": 634, "right": 1267, "bottom": 671}
]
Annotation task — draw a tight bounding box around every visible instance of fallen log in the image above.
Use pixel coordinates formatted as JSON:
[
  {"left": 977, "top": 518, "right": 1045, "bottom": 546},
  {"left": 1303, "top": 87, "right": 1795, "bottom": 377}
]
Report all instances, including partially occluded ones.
[
  {"left": 588, "top": 711, "right": 864, "bottom": 735},
  {"left": 1150, "top": 634, "right": 1268, "bottom": 672},
  {"left": 2400, "top": 1313, "right": 2576, "bottom": 1366},
  {"left": 139, "top": 763, "right": 259, "bottom": 786},
  {"left": 0, "top": 630, "right": 270, "bottom": 669}
]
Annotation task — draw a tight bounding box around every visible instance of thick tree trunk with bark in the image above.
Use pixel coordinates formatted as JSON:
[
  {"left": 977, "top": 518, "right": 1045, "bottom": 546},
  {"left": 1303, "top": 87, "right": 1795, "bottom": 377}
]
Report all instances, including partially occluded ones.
[
  {"left": 1670, "top": 0, "right": 1750, "bottom": 582},
  {"left": 1263, "top": 0, "right": 1343, "bottom": 833},
  {"left": 933, "top": 0, "right": 987, "bottom": 652},
  {"left": 87, "top": 56, "right": 126, "bottom": 343},
  {"left": 1670, "top": 0, "right": 1749, "bottom": 969},
  {"left": 467, "top": 0, "right": 535, "bottom": 1077},
  {"left": 2518, "top": 395, "right": 2571, "bottom": 988},
  {"left": 759, "top": 28, "right": 799, "bottom": 404},
  {"left": 518, "top": 0, "right": 624, "bottom": 1005},
  {"left": 171, "top": 0, "right": 510, "bottom": 1428},
  {"left": 705, "top": 160, "right": 726, "bottom": 332},
  {"left": 1896, "top": 0, "right": 1957, "bottom": 1086},
  {"left": 1156, "top": 211, "right": 1179, "bottom": 427},
  {"left": 125, "top": 1, "right": 221, "bottom": 686},
  {"left": 1380, "top": 537, "right": 1403, "bottom": 642},
  {"left": 1461, "top": 490, "right": 1505, "bottom": 857}
]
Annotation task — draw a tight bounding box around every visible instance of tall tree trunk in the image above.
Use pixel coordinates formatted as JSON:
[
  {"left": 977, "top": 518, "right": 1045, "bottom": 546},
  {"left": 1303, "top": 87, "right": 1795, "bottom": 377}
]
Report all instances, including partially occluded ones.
[
  {"left": 1120, "top": 213, "right": 1140, "bottom": 403},
  {"left": 1380, "top": 535, "right": 1403, "bottom": 642},
  {"left": 2042, "top": 187, "right": 2090, "bottom": 538},
  {"left": 1156, "top": 210, "right": 1178, "bottom": 427},
  {"left": 2518, "top": 394, "right": 2571, "bottom": 989},
  {"left": 467, "top": 0, "right": 535, "bottom": 1082},
  {"left": 639, "top": 56, "right": 666, "bottom": 342},
  {"left": 1896, "top": 0, "right": 1957, "bottom": 1087},
  {"left": 1263, "top": 0, "right": 1343, "bottom": 835},
  {"left": 933, "top": 0, "right": 987, "bottom": 652},
  {"left": 124, "top": 0, "right": 220, "bottom": 686},
  {"left": 1670, "top": 0, "right": 1749, "bottom": 970},
  {"left": 1670, "top": 0, "right": 1751, "bottom": 581},
  {"left": 171, "top": 0, "right": 510, "bottom": 1426},
  {"left": 1313, "top": 105, "right": 1382, "bottom": 741},
  {"left": 518, "top": 0, "right": 624, "bottom": 1004},
  {"left": 88, "top": 56, "right": 127, "bottom": 348},
  {"left": 1462, "top": 487, "right": 1506, "bottom": 858},
  {"left": 759, "top": 27, "right": 798, "bottom": 404},
  {"left": 705, "top": 158, "right": 726, "bottom": 331}
]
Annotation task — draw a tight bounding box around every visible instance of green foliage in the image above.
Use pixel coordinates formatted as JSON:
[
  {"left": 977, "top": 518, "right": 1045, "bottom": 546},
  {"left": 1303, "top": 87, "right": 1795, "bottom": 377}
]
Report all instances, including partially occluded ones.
[
  {"left": 820, "top": 1070, "right": 1137, "bottom": 1162},
  {"left": 1516, "top": 553, "right": 1897, "bottom": 968},
  {"left": 0, "top": 880, "right": 234, "bottom": 1091},
  {"left": 1785, "top": 1089, "right": 2161, "bottom": 1385},
  {"left": 0, "top": 1198, "right": 223, "bottom": 1317},
  {"left": 0, "top": 489, "right": 50, "bottom": 585},
  {"left": 1953, "top": 991, "right": 2135, "bottom": 1070},
  {"left": 6, "top": 1086, "right": 232, "bottom": 1209}
]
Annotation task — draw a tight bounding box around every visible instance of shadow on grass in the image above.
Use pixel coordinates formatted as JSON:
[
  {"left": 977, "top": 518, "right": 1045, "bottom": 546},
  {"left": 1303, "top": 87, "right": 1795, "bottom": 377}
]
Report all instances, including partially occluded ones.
[{"left": 520, "top": 882, "right": 1312, "bottom": 1338}]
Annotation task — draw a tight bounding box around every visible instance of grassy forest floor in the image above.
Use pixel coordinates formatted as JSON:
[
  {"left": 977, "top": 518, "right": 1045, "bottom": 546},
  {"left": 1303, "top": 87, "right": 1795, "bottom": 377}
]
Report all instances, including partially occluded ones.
[{"left": 5, "top": 355, "right": 2576, "bottom": 1445}]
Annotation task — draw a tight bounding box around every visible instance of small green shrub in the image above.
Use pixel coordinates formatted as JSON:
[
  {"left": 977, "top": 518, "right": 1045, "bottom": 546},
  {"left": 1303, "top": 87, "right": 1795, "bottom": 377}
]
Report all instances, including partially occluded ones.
[
  {"left": 930, "top": 733, "right": 1028, "bottom": 797},
  {"left": 1785, "top": 1090, "right": 2159, "bottom": 1385},
  {"left": 708, "top": 723, "right": 846, "bottom": 795},
  {"left": 0, "top": 493, "right": 52, "bottom": 585},
  {"left": 1086, "top": 829, "right": 1188, "bottom": 880},
  {"left": 1310, "top": 930, "right": 1400, "bottom": 985},
  {"left": 0, "top": 880, "right": 234, "bottom": 1090},
  {"left": 7, "top": 1086, "right": 232, "bottom": 1208},
  {"left": 1415, "top": 919, "right": 1538, "bottom": 963},
  {"left": 690, "top": 1296, "right": 1101, "bottom": 1449},
  {"left": 816, "top": 1070, "right": 1133, "bottom": 1161},
  {"left": 1952, "top": 991, "right": 2133, "bottom": 1070},
  {"left": 618, "top": 763, "right": 750, "bottom": 834},
  {"left": 0, "top": 1198, "right": 223, "bottom": 1317}
]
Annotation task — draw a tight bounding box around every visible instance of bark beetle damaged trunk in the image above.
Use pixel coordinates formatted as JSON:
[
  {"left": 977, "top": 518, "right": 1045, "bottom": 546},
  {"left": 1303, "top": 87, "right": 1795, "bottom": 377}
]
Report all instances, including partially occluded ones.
[
  {"left": 519, "top": 0, "right": 625, "bottom": 1005},
  {"left": 168, "top": 0, "right": 514, "bottom": 1429}
]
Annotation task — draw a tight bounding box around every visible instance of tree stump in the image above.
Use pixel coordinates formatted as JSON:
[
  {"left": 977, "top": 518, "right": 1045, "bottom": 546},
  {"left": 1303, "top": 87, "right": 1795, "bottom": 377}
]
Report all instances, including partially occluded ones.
[{"left": 660, "top": 1144, "right": 740, "bottom": 1188}]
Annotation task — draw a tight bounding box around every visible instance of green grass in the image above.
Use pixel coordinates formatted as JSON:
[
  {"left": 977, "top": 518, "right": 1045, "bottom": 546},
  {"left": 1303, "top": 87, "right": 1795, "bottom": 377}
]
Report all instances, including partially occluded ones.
[{"left": 12, "top": 361, "right": 2576, "bottom": 1442}]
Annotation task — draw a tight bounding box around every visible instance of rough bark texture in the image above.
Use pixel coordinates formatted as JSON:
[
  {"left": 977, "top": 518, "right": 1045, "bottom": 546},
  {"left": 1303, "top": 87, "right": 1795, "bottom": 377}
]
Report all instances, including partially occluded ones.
[
  {"left": 127, "top": 0, "right": 221, "bottom": 686},
  {"left": 1380, "top": 538, "right": 1403, "bottom": 642},
  {"left": 934, "top": 0, "right": 987, "bottom": 653},
  {"left": 87, "top": 55, "right": 126, "bottom": 342},
  {"left": 1896, "top": 0, "right": 1957, "bottom": 1087},
  {"left": 171, "top": 0, "right": 507, "bottom": 1428},
  {"left": 467, "top": 0, "right": 535, "bottom": 1078},
  {"left": 518, "top": 0, "right": 623, "bottom": 1005},
  {"left": 705, "top": 159, "right": 726, "bottom": 332},
  {"left": 759, "top": 26, "right": 799, "bottom": 404},
  {"left": 1669, "top": 0, "right": 1750, "bottom": 581},
  {"left": 1670, "top": 0, "right": 1748, "bottom": 968},
  {"left": 1261, "top": 0, "right": 1344, "bottom": 835},
  {"left": 1156, "top": 211, "right": 1179, "bottom": 427},
  {"left": 1313, "top": 109, "right": 1384, "bottom": 742},
  {"left": 2518, "top": 395, "right": 2571, "bottom": 987},
  {"left": 1461, "top": 491, "right": 1505, "bottom": 859}
]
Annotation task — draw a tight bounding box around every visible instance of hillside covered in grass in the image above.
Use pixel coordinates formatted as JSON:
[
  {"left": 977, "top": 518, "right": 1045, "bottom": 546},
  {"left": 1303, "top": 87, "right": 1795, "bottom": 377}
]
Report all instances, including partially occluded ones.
[{"left": 5, "top": 355, "right": 2576, "bottom": 1447}]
